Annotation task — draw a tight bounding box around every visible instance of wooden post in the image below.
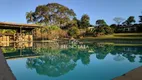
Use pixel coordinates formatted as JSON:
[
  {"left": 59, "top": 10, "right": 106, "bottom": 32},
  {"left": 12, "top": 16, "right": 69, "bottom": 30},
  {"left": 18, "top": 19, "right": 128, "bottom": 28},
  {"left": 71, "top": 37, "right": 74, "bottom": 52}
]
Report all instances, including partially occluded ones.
[
  {"left": 6, "top": 36, "right": 7, "bottom": 42},
  {"left": 41, "top": 28, "right": 43, "bottom": 40},
  {"left": 14, "top": 34, "right": 15, "bottom": 41},
  {"left": 20, "top": 27, "right": 22, "bottom": 34},
  {"left": 20, "top": 27, "right": 22, "bottom": 42},
  {"left": 32, "top": 29, "right": 34, "bottom": 41},
  {"left": 41, "top": 27, "right": 43, "bottom": 41},
  {"left": 2, "top": 36, "right": 3, "bottom": 42},
  {"left": 20, "top": 48, "right": 22, "bottom": 56}
]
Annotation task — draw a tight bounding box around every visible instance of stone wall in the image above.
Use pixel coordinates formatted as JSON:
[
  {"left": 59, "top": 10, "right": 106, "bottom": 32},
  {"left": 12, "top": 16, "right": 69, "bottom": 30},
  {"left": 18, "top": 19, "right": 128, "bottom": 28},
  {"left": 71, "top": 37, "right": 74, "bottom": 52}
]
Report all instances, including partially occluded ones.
[
  {"left": 15, "top": 34, "right": 33, "bottom": 42},
  {"left": 0, "top": 36, "right": 10, "bottom": 42},
  {"left": 0, "top": 34, "right": 33, "bottom": 42}
]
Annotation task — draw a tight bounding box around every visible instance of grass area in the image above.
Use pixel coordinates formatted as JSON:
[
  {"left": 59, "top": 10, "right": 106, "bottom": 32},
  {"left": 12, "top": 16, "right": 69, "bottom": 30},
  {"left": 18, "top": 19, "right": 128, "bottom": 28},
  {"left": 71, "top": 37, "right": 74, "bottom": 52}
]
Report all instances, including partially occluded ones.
[
  {"left": 98, "top": 43, "right": 142, "bottom": 46},
  {"left": 98, "top": 33, "right": 142, "bottom": 38},
  {"left": 113, "top": 33, "right": 142, "bottom": 37},
  {"left": 81, "top": 33, "right": 142, "bottom": 40},
  {"left": 79, "top": 33, "right": 142, "bottom": 45}
]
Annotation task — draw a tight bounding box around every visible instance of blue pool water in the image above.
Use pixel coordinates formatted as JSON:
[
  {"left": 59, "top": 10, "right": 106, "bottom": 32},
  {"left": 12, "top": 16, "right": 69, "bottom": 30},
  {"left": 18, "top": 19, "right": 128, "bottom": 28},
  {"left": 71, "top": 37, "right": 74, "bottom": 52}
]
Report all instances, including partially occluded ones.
[{"left": 4, "top": 42, "right": 142, "bottom": 80}]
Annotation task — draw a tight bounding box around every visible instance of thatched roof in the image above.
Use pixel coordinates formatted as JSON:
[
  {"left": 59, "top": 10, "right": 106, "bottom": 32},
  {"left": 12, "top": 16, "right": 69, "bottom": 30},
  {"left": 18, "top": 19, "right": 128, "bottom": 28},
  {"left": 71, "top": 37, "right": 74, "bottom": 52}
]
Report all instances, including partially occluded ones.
[{"left": 0, "top": 22, "right": 43, "bottom": 29}]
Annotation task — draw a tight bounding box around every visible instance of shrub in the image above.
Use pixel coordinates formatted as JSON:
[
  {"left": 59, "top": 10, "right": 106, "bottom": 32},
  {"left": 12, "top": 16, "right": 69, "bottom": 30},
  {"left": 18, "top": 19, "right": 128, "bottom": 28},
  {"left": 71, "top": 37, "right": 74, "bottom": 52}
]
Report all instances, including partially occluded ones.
[
  {"left": 33, "top": 25, "right": 67, "bottom": 40},
  {"left": 68, "top": 27, "right": 80, "bottom": 38},
  {"left": 93, "top": 26, "right": 114, "bottom": 37},
  {"left": 104, "top": 26, "right": 114, "bottom": 34},
  {"left": 0, "top": 29, "right": 16, "bottom": 34},
  {"left": 46, "top": 29, "right": 67, "bottom": 40},
  {"left": 47, "top": 25, "right": 60, "bottom": 30}
]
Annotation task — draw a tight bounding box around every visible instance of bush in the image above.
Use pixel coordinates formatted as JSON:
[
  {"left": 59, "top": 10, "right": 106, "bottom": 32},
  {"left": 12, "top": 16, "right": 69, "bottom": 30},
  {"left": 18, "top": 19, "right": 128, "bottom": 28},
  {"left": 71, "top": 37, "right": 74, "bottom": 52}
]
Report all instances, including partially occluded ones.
[
  {"left": 47, "top": 25, "right": 60, "bottom": 30},
  {"left": 68, "top": 27, "right": 80, "bottom": 38},
  {"left": 104, "top": 26, "right": 114, "bottom": 34},
  {"left": 110, "top": 24, "right": 117, "bottom": 32},
  {"left": 93, "top": 26, "right": 114, "bottom": 37},
  {"left": 0, "top": 29, "right": 16, "bottom": 34},
  {"left": 33, "top": 25, "right": 67, "bottom": 40},
  {"left": 46, "top": 29, "right": 67, "bottom": 40},
  {"left": 96, "top": 27, "right": 106, "bottom": 33}
]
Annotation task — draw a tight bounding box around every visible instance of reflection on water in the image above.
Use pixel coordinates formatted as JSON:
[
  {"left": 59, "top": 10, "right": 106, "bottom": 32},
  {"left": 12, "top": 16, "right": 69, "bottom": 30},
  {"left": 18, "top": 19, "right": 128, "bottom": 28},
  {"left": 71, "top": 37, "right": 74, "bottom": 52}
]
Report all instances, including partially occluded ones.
[
  {"left": 4, "top": 41, "right": 142, "bottom": 80},
  {"left": 0, "top": 42, "right": 33, "bottom": 48}
]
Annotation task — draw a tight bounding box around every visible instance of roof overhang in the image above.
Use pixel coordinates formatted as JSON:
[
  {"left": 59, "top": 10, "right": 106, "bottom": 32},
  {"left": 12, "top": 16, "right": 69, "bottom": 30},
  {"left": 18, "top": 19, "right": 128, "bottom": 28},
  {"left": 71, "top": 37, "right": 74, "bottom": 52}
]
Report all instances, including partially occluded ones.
[{"left": 0, "top": 22, "right": 43, "bottom": 30}]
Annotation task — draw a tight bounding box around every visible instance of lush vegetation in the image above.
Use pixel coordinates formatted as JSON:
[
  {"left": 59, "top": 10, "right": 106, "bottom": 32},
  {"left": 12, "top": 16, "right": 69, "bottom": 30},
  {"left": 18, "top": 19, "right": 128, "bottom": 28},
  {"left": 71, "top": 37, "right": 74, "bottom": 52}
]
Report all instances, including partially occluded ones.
[
  {"left": 33, "top": 25, "right": 67, "bottom": 40},
  {"left": 0, "top": 29, "right": 16, "bottom": 34},
  {"left": 25, "top": 3, "right": 142, "bottom": 40},
  {"left": 67, "top": 27, "right": 80, "bottom": 38}
]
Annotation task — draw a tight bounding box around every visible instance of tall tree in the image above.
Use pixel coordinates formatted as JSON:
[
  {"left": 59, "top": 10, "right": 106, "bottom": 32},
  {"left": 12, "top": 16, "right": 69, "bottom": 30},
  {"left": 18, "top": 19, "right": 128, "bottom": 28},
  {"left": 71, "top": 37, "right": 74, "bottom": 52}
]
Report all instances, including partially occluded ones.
[
  {"left": 73, "top": 17, "right": 81, "bottom": 28},
  {"left": 80, "top": 14, "right": 90, "bottom": 29},
  {"left": 113, "top": 17, "right": 125, "bottom": 25},
  {"left": 139, "top": 16, "right": 142, "bottom": 24},
  {"left": 123, "top": 16, "right": 135, "bottom": 25},
  {"left": 26, "top": 3, "right": 76, "bottom": 27},
  {"left": 96, "top": 19, "right": 107, "bottom": 26},
  {"left": 65, "top": 17, "right": 78, "bottom": 29}
]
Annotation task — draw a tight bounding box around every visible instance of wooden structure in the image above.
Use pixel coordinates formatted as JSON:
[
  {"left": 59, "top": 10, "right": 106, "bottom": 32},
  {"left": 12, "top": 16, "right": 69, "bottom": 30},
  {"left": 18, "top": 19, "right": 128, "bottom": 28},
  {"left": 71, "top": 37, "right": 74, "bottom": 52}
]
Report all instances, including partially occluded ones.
[
  {"left": 0, "top": 22, "right": 42, "bottom": 42},
  {"left": 117, "top": 25, "right": 138, "bottom": 32}
]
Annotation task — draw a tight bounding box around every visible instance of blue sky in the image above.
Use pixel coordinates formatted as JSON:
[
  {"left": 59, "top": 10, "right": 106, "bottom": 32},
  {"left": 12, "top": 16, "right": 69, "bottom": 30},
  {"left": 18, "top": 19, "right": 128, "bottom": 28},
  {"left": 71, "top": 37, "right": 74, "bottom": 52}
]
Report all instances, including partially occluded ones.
[{"left": 0, "top": 0, "right": 142, "bottom": 25}]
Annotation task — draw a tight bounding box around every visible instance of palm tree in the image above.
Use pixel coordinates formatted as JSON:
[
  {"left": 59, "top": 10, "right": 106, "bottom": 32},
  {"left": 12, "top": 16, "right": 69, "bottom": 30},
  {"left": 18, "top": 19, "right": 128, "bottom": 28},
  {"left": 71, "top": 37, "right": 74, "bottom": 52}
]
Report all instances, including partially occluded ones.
[{"left": 26, "top": 11, "right": 35, "bottom": 23}]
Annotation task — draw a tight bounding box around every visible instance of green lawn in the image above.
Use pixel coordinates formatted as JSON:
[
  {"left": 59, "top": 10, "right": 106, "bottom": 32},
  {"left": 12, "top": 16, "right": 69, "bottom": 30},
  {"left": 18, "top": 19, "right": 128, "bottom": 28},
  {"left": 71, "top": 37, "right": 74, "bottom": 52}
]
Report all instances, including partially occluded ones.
[
  {"left": 113, "top": 33, "right": 142, "bottom": 37},
  {"left": 82, "top": 33, "right": 142, "bottom": 40},
  {"left": 79, "top": 33, "right": 142, "bottom": 43}
]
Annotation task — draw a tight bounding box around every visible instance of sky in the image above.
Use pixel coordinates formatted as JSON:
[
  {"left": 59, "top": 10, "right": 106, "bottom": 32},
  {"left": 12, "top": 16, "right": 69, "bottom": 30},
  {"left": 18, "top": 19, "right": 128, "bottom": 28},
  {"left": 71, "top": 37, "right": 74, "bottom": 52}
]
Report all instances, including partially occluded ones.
[{"left": 0, "top": 0, "right": 142, "bottom": 25}]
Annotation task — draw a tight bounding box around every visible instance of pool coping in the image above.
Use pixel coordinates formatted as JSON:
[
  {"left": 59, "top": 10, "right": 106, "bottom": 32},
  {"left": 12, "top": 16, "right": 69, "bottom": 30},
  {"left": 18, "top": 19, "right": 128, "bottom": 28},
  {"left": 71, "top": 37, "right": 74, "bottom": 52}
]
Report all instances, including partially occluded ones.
[
  {"left": 0, "top": 49, "right": 16, "bottom": 80},
  {"left": 113, "top": 66, "right": 142, "bottom": 80}
]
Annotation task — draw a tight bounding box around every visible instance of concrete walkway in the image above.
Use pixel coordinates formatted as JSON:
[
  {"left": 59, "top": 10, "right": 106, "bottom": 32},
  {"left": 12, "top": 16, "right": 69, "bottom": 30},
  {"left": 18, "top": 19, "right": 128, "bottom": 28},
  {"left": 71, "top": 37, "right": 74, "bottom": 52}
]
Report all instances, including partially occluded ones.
[
  {"left": 114, "top": 66, "right": 142, "bottom": 80},
  {"left": 0, "top": 49, "right": 16, "bottom": 80}
]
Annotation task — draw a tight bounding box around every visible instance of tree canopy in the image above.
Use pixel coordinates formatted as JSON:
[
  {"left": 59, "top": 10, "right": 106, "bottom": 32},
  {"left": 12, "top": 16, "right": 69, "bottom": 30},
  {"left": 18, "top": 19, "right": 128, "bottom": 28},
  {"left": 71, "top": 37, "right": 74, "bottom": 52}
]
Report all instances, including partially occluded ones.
[
  {"left": 96, "top": 19, "right": 107, "bottom": 26},
  {"left": 139, "top": 16, "right": 142, "bottom": 24},
  {"left": 26, "top": 3, "right": 76, "bottom": 27},
  {"left": 113, "top": 17, "right": 125, "bottom": 25},
  {"left": 26, "top": 11, "right": 35, "bottom": 23},
  {"left": 68, "top": 27, "right": 80, "bottom": 38},
  {"left": 25, "top": 3, "right": 142, "bottom": 36},
  {"left": 123, "top": 16, "right": 135, "bottom": 25},
  {"left": 80, "top": 14, "right": 90, "bottom": 28}
]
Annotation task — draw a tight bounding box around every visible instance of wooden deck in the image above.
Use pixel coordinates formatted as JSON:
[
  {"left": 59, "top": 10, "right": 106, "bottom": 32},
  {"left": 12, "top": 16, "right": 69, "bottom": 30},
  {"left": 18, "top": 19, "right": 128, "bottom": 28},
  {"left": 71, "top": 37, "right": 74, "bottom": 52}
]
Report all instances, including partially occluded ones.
[
  {"left": 0, "top": 49, "right": 16, "bottom": 80},
  {"left": 114, "top": 66, "right": 142, "bottom": 80}
]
